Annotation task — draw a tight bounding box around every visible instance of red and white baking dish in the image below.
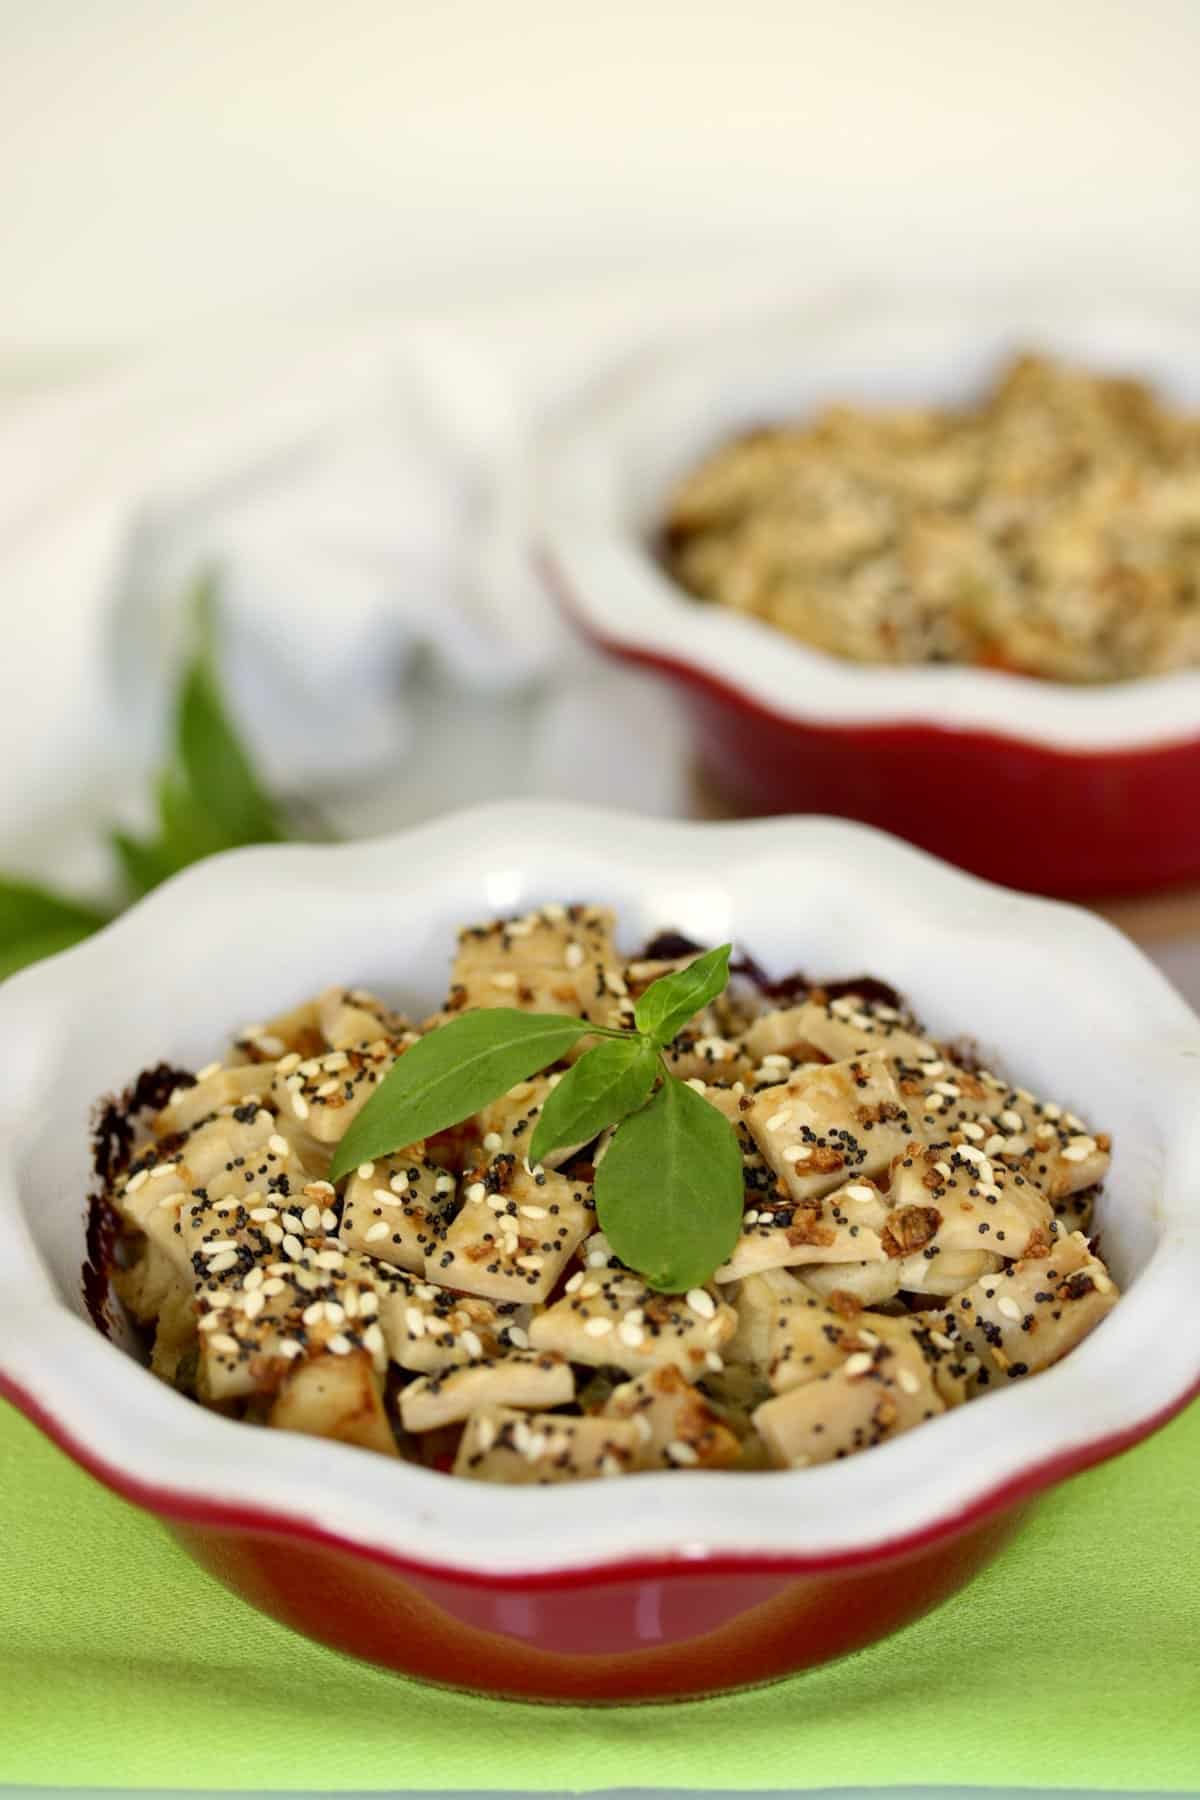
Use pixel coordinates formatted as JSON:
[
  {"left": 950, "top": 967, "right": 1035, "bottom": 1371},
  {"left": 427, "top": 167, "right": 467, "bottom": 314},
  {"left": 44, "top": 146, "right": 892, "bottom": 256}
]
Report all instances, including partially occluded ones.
[
  {"left": 537, "top": 295, "right": 1200, "bottom": 896},
  {"left": 1, "top": 804, "right": 1197, "bottom": 1700}
]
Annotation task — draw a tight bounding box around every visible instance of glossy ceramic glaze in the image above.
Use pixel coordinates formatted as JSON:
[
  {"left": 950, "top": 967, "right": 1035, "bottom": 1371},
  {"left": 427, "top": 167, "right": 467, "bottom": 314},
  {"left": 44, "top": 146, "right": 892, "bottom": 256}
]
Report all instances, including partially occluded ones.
[
  {"left": 2, "top": 807, "right": 1199, "bottom": 1699},
  {"left": 537, "top": 295, "right": 1200, "bottom": 896}
]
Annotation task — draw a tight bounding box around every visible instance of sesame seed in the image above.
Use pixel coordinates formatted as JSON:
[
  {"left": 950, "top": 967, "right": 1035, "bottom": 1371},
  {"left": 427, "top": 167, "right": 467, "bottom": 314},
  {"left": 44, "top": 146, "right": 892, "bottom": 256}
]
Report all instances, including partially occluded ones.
[
  {"left": 483, "top": 1131, "right": 503, "bottom": 1152},
  {"left": 844, "top": 1183, "right": 875, "bottom": 1203},
  {"left": 476, "top": 1417, "right": 498, "bottom": 1452},
  {"left": 983, "top": 1134, "right": 1006, "bottom": 1156},
  {"left": 365, "top": 1221, "right": 389, "bottom": 1242},
  {"left": 491, "top": 972, "right": 519, "bottom": 990},
  {"left": 292, "top": 1095, "right": 309, "bottom": 1120},
  {"left": 686, "top": 1288, "right": 716, "bottom": 1319},
  {"left": 565, "top": 1271, "right": 585, "bottom": 1293},
  {"left": 282, "top": 1233, "right": 304, "bottom": 1259},
  {"left": 278, "top": 1339, "right": 304, "bottom": 1360},
  {"left": 584, "top": 1317, "right": 614, "bottom": 1338},
  {"left": 314, "top": 1249, "right": 344, "bottom": 1270},
  {"left": 149, "top": 1163, "right": 175, "bottom": 1181},
  {"left": 507, "top": 1325, "right": 530, "bottom": 1349},
  {"left": 997, "top": 1297, "right": 1023, "bottom": 1321},
  {"left": 782, "top": 1142, "right": 813, "bottom": 1164},
  {"left": 666, "top": 1440, "right": 699, "bottom": 1466},
  {"left": 564, "top": 942, "right": 585, "bottom": 969},
  {"left": 125, "top": 1170, "right": 149, "bottom": 1195},
  {"left": 766, "top": 1109, "right": 792, "bottom": 1132},
  {"left": 999, "top": 1109, "right": 1024, "bottom": 1132},
  {"left": 618, "top": 1321, "right": 645, "bottom": 1347},
  {"left": 196, "top": 1060, "right": 223, "bottom": 1082},
  {"left": 209, "top": 1332, "right": 240, "bottom": 1355},
  {"left": 268, "top": 1133, "right": 289, "bottom": 1157},
  {"left": 280, "top": 1212, "right": 303, "bottom": 1232},
  {"left": 705, "top": 1350, "right": 724, "bottom": 1371},
  {"left": 461, "top": 1329, "right": 484, "bottom": 1359},
  {"left": 897, "top": 1368, "right": 921, "bottom": 1395},
  {"left": 206, "top": 1250, "right": 238, "bottom": 1274},
  {"left": 516, "top": 1254, "right": 544, "bottom": 1271},
  {"left": 249, "top": 1205, "right": 277, "bottom": 1222},
  {"left": 363, "top": 1324, "right": 385, "bottom": 1359},
  {"left": 843, "top": 1352, "right": 874, "bottom": 1377},
  {"left": 466, "top": 1182, "right": 486, "bottom": 1204},
  {"left": 327, "top": 1334, "right": 353, "bottom": 1356},
  {"left": 961, "top": 1121, "right": 985, "bottom": 1141}
]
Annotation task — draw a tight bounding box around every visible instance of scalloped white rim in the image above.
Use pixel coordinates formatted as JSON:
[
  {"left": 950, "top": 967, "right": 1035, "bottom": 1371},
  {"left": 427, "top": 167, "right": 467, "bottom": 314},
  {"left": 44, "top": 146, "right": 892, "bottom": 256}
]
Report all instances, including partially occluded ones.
[
  {"left": 1, "top": 802, "right": 1198, "bottom": 1578},
  {"left": 536, "top": 292, "right": 1200, "bottom": 751}
]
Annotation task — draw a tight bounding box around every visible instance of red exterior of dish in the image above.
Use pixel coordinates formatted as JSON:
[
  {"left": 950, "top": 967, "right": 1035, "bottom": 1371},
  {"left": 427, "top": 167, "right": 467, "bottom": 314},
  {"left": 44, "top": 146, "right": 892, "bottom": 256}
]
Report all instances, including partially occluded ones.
[
  {"left": 174, "top": 1506, "right": 1024, "bottom": 1701},
  {"left": 5, "top": 1369, "right": 1197, "bottom": 1700},
  {"left": 552, "top": 569, "right": 1200, "bottom": 897}
]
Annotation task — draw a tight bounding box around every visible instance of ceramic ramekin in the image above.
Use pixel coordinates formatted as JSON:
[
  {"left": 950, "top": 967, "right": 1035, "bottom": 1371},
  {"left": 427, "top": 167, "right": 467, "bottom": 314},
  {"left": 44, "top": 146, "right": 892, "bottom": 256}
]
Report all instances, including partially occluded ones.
[
  {"left": 1, "top": 804, "right": 1198, "bottom": 1701},
  {"left": 536, "top": 293, "right": 1200, "bottom": 897}
]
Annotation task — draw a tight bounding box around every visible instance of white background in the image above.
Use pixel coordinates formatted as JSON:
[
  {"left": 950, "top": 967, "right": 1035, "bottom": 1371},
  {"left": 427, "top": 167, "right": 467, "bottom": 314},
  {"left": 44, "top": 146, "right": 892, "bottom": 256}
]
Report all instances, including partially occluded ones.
[{"left": 1, "top": 0, "right": 1198, "bottom": 349}]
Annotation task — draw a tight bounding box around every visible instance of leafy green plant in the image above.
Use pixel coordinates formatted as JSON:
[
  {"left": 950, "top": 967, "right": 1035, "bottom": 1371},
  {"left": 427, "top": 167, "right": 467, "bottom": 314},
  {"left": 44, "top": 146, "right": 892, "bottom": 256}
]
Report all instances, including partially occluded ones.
[
  {"left": 0, "top": 573, "right": 294, "bottom": 980},
  {"left": 328, "top": 944, "right": 745, "bottom": 1292}
]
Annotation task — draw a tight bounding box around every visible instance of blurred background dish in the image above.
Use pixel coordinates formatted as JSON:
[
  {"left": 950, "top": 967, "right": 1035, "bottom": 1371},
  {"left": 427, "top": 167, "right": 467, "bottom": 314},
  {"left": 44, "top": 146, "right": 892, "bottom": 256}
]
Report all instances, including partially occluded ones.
[{"left": 538, "top": 292, "right": 1200, "bottom": 896}]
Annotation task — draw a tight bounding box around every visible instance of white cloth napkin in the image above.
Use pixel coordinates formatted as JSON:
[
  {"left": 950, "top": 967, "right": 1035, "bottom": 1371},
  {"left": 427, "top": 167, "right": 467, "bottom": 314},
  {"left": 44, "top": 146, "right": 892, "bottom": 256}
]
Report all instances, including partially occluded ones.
[
  {"left": 0, "top": 304, "right": 711, "bottom": 895},
  {"left": 0, "top": 321, "right": 566, "bottom": 852}
]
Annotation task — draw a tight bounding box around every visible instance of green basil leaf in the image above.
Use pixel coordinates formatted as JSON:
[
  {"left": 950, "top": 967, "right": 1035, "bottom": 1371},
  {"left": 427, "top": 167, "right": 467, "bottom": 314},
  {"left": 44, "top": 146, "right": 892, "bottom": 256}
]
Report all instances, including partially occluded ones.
[
  {"left": 527, "top": 1035, "right": 659, "bottom": 1167},
  {"left": 173, "top": 575, "right": 286, "bottom": 849},
  {"left": 0, "top": 879, "right": 112, "bottom": 981},
  {"left": 633, "top": 943, "right": 732, "bottom": 1047},
  {"left": 328, "top": 1008, "right": 594, "bottom": 1182},
  {"left": 594, "top": 1075, "right": 744, "bottom": 1292},
  {"left": 109, "top": 828, "right": 183, "bottom": 899}
]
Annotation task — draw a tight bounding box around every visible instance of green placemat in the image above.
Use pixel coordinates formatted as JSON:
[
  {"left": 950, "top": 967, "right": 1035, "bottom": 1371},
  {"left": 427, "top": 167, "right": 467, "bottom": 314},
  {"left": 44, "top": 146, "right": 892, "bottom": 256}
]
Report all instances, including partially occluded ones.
[{"left": 2, "top": 1397, "right": 1198, "bottom": 1791}]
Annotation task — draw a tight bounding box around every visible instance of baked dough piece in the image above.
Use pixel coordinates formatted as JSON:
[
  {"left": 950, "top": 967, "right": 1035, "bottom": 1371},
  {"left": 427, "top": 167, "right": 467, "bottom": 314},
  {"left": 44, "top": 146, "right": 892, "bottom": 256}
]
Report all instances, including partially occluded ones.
[
  {"left": 949, "top": 1226, "right": 1118, "bottom": 1385},
  {"left": 448, "top": 904, "right": 628, "bottom": 1028},
  {"left": 399, "top": 1351, "right": 574, "bottom": 1432},
  {"left": 269, "top": 1348, "right": 398, "bottom": 1457},
  {"left": 715, "top": 1175, "right": 891, "bottom": 1280},
  {"left": 742, "top": 993, "right": 935, "bottom": 1068},
  {"left": 269, "top": 1035, "right": 412, "bottom": 1145},
  {"left": 754, "top": 1329, "right": 945, "bottom": 1468},
  {"left": 603, "top": 1365, "right": 741, "bottom": 1469},
  {"left": 530, "top": 1270, "right": 736, "bottom": 1377},
  {"left": 340, "top": 1151, "right": 453, "bottom": 1273},
  {"left": 429, "top": 1156, "right": 594, "bottom": 1303},
  {"left": 454, "top": 1408, "right": 642, "bottom": 1483},
  {"left": 741, "top": 1052, "right": 913, "bottom": 1203},
  {"left": 362, "top": 1260, "right": 521, "bottom": 1374},
  {"left": 885, "top": 1139, "right": 1054, "bottom": 1263}
]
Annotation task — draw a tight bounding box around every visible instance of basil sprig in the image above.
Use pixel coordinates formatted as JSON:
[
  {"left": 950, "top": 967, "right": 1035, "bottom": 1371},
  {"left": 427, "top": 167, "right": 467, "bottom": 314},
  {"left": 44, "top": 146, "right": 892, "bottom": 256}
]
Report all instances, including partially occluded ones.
[
  {"left": 0, "top": 573, "right": 298, "bottom": 983},
  {"left": 330, "top": 944, "right": 745, "bottom": 1291}
]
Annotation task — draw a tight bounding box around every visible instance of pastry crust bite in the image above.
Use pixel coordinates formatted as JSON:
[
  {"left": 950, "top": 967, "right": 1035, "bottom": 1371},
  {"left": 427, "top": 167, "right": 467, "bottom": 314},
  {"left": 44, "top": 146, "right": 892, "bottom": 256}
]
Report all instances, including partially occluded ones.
[
  {"left": 399, "top": 1351, "right": 574, "bottom": 1432},
  {"left": 340, "top": 1151, "right": 453, "bottom": 1273},
  {"left": 603, "top": 1365, "right": 742, "bottom": 1469},
  {"left": 429, "top": 1156, "right": 594, "bottom": 1303},
  {"left": 951, "top": 1226, "right": 1118, "bottom": 1385},
  {"left": 530, "top": 1271, "right": 737, "bottom": 1377},
  {"left": 742, "top": 1052, "right": 913, "bottom": 1203},
  {"left": 270, "top": 1035, "right": 412, "bottom": 1145},
  {"left": 448, "top": 904, "right": 628, "bottom": 1029},
  {"left": 454, "top": 1408, "right": 642, "bottom": 1484},
  {"left": 754, "top": 1330, "right": 945, "bottom": 1469},
  {"left": 885, "top": 1140, "right": 1053, "bottom": 1262}
]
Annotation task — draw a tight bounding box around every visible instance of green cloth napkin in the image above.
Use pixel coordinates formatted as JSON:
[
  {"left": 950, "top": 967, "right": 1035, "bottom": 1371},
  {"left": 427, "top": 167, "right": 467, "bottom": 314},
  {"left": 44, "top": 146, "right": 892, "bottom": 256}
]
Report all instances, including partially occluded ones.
[{"left": 2, "top": 1397, "right": 1198, "bottom": 1792}]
